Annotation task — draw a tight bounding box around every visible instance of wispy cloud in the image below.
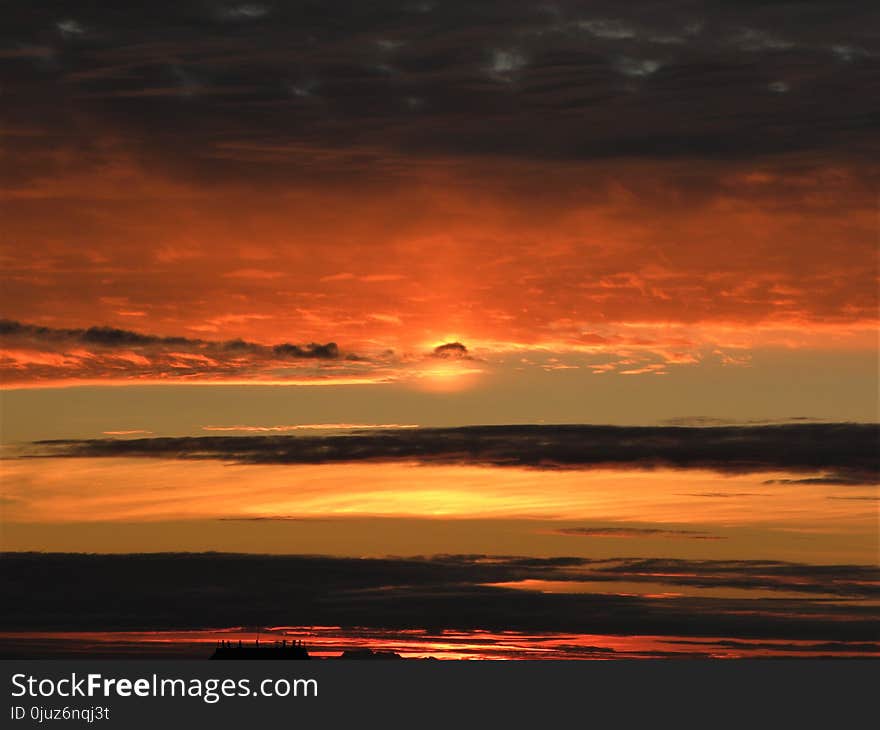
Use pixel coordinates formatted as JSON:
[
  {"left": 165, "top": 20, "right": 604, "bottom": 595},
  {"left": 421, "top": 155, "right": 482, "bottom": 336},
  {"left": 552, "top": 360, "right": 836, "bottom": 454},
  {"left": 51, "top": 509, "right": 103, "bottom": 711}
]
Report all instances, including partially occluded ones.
[
  {"left": 0, "top": 319, "right": 361, "bottom": 385},
  {"left": 555, "top": 527, "right": 724, "bottom": 540}
]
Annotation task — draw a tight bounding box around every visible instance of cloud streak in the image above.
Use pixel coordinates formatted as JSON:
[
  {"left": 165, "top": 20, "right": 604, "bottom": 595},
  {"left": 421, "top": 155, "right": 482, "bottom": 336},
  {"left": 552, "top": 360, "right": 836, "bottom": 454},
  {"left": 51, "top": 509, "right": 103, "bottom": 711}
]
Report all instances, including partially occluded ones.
[
  {"left": 30, "top": 423, "right": 880, "bottom": 483},
  {"left": 2, "top": 553, "right": 877, "bottom": 640},
  {"left": 0, "top": 319, "right": 368, "bottom": 385},
  {"left": 1, "top": 320, "right": 497, "bottom": 386},
  {"left": 555, "top": 527, "right": 723, "bottom": 540},
  {"left": 0, "top": 319, "right": 344, "bottom": 358}
]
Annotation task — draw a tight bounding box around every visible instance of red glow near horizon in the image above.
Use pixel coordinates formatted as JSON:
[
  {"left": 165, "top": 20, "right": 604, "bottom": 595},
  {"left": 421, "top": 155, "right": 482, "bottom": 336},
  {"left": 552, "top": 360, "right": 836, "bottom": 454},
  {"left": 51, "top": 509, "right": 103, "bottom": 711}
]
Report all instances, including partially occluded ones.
[{"left": 0, "top": 627, "right": 875, "bottom": 660}]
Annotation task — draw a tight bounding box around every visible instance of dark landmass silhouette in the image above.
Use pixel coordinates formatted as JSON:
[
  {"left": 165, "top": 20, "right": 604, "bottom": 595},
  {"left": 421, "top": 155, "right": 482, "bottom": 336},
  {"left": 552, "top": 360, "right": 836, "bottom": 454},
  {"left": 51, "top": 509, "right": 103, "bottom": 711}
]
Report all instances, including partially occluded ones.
[{"left": 339, "top": 649, "right": 403, "bottom": 660}]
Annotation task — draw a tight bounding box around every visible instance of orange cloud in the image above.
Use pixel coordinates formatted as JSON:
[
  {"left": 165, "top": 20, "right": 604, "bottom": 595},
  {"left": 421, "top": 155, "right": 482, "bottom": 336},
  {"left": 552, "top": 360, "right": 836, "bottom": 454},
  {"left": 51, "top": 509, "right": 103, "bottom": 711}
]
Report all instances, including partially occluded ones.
[{"left": 1, "top": 149, "right": 876, "bottom": 389}]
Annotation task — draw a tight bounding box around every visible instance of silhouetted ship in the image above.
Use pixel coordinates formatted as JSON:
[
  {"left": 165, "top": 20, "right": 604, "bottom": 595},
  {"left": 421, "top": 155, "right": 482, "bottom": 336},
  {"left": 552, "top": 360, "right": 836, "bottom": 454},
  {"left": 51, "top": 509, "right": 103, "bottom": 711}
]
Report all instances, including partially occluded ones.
[
  {"left": 209, "top": 640, "right": 407, "bottom": 660},
  {"left": 211, "top": 639, "right": 310, "bottom": 660}
]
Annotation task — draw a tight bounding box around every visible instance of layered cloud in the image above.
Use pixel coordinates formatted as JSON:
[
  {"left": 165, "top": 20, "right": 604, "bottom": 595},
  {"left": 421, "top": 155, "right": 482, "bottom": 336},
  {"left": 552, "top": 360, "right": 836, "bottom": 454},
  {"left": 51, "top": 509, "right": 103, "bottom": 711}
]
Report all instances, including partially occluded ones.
[
  {"left": 3, "top": 1, "right": 877, "bottom": 175},
  {"left": 30, "top": 423, "right": 880, "bottom": 484},
  {"left": 0, "top": 318, "right": 371, "bottom": 385},
  {"left": 2, "top": 553, "right": 877, "bottom": 641},
  {"left": 0, "top": 1, "right": 877, "bottom": 372},
  {"left": 0, "top": 318, "right": 493, "bottom": 385}
]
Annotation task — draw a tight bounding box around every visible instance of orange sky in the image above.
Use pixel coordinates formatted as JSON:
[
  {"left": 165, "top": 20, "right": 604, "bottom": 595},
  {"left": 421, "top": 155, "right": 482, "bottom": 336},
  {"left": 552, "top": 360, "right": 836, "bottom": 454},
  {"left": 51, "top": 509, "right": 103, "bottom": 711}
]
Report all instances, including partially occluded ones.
[
  {"left": 2, "top": 157, "right": 877, "bottom": 349},
  {"left": 1, "top": 155, "right": 877, "bottom": 400},
  {"left": 1, "top": 3, "right": 878, "bottom": 664},
  {"left": 3, "top": 458, "right": 876, "bottom": 564},
  {"left": 2, "top": 1, "right": 878, "bottom": 396}
]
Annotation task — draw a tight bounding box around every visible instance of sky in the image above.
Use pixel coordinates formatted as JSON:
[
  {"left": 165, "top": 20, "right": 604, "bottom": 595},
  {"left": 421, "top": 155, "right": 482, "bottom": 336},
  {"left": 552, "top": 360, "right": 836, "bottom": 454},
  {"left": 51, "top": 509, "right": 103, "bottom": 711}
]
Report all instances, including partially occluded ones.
[
  {"left": 1, "top": 1, "right": 878, "bottom": 421},
  {"left": 0, "top": 1, "right": 878, "bottom": 655}
]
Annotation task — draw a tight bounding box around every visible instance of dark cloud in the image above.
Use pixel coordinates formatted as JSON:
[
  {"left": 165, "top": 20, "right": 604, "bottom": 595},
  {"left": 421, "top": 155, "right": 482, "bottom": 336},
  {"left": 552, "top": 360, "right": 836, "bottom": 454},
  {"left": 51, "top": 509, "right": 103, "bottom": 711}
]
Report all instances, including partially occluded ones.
[
  {"left": 668, "top": 638, "right": 880, "bottom": 654},
  {"left": 0, "top": 318, "right": 354, "bottom": 382},
  {"left": 1, "top": 0, "right": 877, "bottom": 195},
  {"left": 1, "top": 553, "right": 877, "bottom": 642},
  {"left": 431, "top": 342, "right": 470, "bottom": 359},
  {"left": 661, "top": 416, "right": 825, "bottom": 426},
  {"left": 555, "top": 527, "right": 724, "bottom": 540},
  {"left": 79, "top": 326, "right": 188, "bottom": 347},
  {"left": 0, "top": 318, "right": 342, "bottom": 357},
  {"left": 764, "top": 476, "right": 874, "bottom": 486},
  {"left": 0, "top": 319, "right": 191, "bottom": 347},
  {"left": 273, "top": 342, "right": 340, "bottom": 359},
  {"left": 826, "top": 495, "right": 880, "bottom": 502},
  {"left": 594, "top": 558, "right": 880, "bottom": 598},
  {"left": 32, "top": 423, "right": 880, "bottom": 484}
]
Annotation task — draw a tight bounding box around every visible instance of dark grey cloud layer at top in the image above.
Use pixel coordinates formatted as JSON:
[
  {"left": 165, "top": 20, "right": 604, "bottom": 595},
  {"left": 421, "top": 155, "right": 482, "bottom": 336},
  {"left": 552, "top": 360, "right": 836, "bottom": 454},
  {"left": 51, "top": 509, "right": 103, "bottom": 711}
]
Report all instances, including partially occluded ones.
[
  {"left": 34, "top": 423, "right": 880, "bottom": 483},
  {"left": 2, "top": 1, "right": 878, "bottom": 187}
]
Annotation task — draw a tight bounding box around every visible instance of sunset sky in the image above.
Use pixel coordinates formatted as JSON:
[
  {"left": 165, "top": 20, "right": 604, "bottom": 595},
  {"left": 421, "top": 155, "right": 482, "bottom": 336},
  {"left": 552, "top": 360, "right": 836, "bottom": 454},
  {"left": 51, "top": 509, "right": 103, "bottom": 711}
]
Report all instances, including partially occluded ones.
[{"left": 0, "top": 1, "right": 877, "bottom": 657}]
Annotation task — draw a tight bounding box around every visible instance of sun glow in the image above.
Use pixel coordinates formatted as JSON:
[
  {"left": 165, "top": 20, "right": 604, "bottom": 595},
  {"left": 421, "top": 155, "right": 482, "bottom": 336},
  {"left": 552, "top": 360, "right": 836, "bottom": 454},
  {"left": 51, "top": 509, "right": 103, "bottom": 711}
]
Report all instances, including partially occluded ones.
[{"left": 409, "top": 361, "right": 484, "bottom": 392}]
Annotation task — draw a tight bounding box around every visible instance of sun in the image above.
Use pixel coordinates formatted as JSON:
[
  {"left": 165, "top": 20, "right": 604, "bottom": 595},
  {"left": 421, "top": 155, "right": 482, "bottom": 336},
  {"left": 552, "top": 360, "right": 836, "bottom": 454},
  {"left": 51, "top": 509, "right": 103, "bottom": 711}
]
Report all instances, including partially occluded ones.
[{"left": 411, "top": 360, "right": 484, "bottom": 392}]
